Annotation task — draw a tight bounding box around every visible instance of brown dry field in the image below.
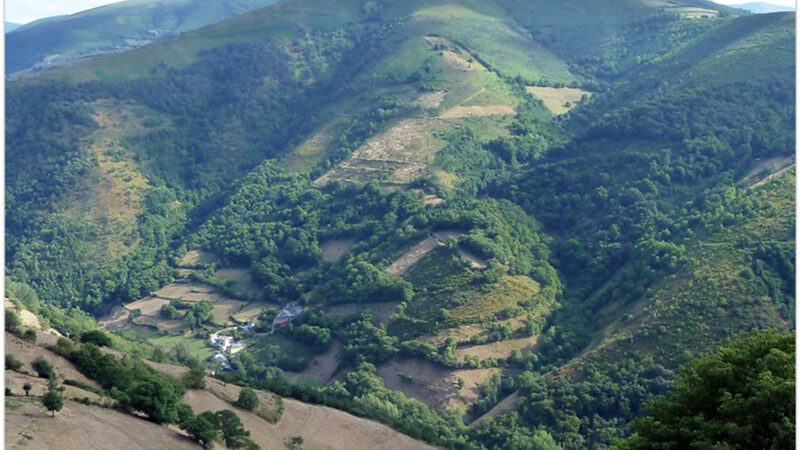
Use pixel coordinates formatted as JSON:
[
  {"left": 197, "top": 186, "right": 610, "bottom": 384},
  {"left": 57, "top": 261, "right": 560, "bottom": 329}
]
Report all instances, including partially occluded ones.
[
  {"left": 6, "top": 371, "right": 102, "bottom": 402},
  {"left": 5, "top": 333, "right": 97, "bottom": 388},
  {"left": 314, "top": 119, "right": 446, "bottom": 186},
  {"left": 183, "top": 388, "right": 434, "bottom": 450},
  {"left": 320, "top": 238, "right": 357, "bottom": 262},
  {"left": 422, "top": 317, "right": 525, "bottom": 346},
  {"left": 439, "top": 104, "right": 516, "bottom": 119},
  {"left": 125, "top": 296, "right": 171, "bottom": 315},
  {"left": 178, "top": 249, "right": 218, "bottom": 267},
  {"left": 386, "top": 237, "right": 441, "bottom": 276},
  {"left": 414, "top": 90, "right": 447, "bottom": 108},
  {"left": 213, "top": 268, "right": 264, "bottom": 300},
  {"left": 5, "top": 398, "right": 197, "bottom": 450},
  {"left": 454, "top": 335, "right": 540, "bottom": 362},
  {"left": 378, "top": 358, "right": 501, "bottom": 410},
  {"left": 285, "top": 341, "right": 342, "bottom": 384},
  {"left": 526, "top": 86, "right": 592, "bottom": 115}
]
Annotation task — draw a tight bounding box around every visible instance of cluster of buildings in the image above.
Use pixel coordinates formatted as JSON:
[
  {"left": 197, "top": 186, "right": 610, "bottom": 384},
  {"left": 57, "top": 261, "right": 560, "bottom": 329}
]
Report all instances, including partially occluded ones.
[
  {"left": 209, "top": 323, "right": 255, "bottom": 369},
  {"left": 271, "top": 302, "right": 304, "bottom": 333}
]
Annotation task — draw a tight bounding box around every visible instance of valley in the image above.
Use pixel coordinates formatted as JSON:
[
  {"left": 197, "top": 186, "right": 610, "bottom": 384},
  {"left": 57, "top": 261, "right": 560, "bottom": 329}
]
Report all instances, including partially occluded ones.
[{"left": 4, "top": 0, "right": 795, "bottom": 449}]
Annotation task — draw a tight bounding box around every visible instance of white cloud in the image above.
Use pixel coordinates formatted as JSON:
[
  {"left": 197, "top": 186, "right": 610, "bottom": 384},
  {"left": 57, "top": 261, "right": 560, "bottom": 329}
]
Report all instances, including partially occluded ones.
[{"left": 6, "top": 0, "right": 123, "bottom": 24}]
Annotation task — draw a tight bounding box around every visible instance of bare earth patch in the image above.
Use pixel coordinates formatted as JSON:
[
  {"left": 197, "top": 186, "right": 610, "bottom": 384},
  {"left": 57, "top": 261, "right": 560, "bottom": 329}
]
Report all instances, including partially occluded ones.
[
  {"left": 454, "top": 335, "right": 540, "bottom": 362},
  {"left": 526, "top": 86, "right": 592, "bottom": 115},
  {"left": 378, "top": 358, "right": 501, "bottom": 410},
  {"left": 320, "top": 238, "right": 357, "bottom": 262},
  {"left": 439, "top": 104, "right": 516, "bottom": 119},
  {"left": 414, "top": 90, "right": 447, "bottom": 108},
  {"left": 386, "top": 237, "right": 441, "bottom": 276},
  {"left": 178, "top": 249, "right": 218, "bottom": 267}
]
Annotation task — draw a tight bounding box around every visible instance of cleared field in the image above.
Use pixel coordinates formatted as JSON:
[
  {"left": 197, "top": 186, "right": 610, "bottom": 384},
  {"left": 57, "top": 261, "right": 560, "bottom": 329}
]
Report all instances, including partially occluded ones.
[
  {"left": 378, "top": 358, "right": 501, "bottom": 410},
  {"left": 124, "top": 296, "right": 171, "bottom": 315},
  {"left": 450, "top": 275, "right": 539, "bottom": 321},
  {"left": 178, "top": 249, "right": 218, "bottom": 267},
  {"left": 439, "top": 104, "right": 516, "bottom": 119},
  {"left": 422, "top": 317, "right": 525, "bottom": 346},
  {"left": 471, "top": 392, "right": 520, "bottom": 426},
  {"left": 153, "top": 281, "right": 214, "bottom": 299},
  {"left": 454, "top": 335, "right": 539, "bottom": 362},
  {"left": 285, "top": 341, "right": 342, "bottom": 385},
  {"left": 526, "top": 86, "right": 592, "bottom": 115},
  {"left": 211, "top": 268, "right": 264, "bottom": 300},
  {"left": 320, "top": 238, "right": 357, "bottom": 262},
  {"left": 5, "top": 397, "right": 196, "bottom": 450},
  {"left": 414, "top": 90, "right": 447, "bottom": 108},
  {"left": 314, "top": 119, "right": 447, "bottom": 186},
  {"left": 386, "top": 237, "right": 441, "bottom": 276}
]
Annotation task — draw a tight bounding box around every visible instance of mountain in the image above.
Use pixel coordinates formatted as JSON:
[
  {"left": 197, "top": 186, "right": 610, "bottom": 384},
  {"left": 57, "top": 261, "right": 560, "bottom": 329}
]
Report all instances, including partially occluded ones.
[
  {"left": 6, "top": 0, "right": 281, "bottom": 75},
  {"left": 733, "top": 2, "right": 795, "bottom": 13},
  {"left": 5, "top": 0, "right": 794, "bottom": 448},
  {"left": 5, "top": 22, "right": 22, "bottom": 32}
]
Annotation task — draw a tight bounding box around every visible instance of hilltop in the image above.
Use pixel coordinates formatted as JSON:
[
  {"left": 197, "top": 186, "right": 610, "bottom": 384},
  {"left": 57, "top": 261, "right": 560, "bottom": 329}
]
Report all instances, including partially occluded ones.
[{"left": 6, "top": 0, "right": 281, "bottom": 75}]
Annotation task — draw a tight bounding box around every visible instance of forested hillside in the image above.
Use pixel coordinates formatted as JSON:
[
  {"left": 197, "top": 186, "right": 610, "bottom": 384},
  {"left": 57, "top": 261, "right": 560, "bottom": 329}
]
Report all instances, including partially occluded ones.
[{"left": 5, "top": 0, "right": 794, "bottom": 448}]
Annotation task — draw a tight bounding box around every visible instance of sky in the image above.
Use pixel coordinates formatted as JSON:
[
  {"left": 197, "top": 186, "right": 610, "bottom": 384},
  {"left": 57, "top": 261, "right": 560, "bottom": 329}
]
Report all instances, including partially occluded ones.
[{"left": 4, "top": 0, "right": 797, "bottom": 23}]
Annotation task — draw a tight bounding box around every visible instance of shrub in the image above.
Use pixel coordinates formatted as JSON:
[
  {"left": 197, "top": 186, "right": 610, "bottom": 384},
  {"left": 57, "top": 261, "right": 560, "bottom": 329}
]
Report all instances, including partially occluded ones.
[
  {"left": 236, "top": 388, "right": 259, "bottom": 411},
  {"left": 32, "top": 357, "right": 54, "bottom": 379}
]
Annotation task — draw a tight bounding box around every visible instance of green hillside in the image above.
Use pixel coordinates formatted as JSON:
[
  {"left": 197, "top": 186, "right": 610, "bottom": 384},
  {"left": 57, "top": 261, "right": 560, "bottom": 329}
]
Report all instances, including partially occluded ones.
[{"left": 5, "top": 0, "right": 794, "bottom": 448}]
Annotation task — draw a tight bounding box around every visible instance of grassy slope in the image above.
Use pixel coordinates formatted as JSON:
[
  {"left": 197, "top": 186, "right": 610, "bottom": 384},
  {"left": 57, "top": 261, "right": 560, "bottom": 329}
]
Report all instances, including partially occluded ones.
[{"left": 576, "top": 169, "right": 794, "bottom": 369}]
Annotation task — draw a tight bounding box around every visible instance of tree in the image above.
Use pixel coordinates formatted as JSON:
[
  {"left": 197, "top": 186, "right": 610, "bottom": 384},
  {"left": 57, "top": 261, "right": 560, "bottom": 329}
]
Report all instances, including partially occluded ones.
[
  {"left": 621, "top": 331, "right": 794, "bottom": 450},
  {"left": 42, "top": 381, "right": 64, "bottom": 416},
  {"left": 81, "top": 330, "right": 112, "bottom": 347},
  {"left": 236, "top": 388, "right": 259, "bottom": 411},
  {"left": 32, "top": 357, "right": 54, "bottom": 379},
  {"left": 182, "top": 367, "right": 206, "bottom": 389},
  {"left": 215, "top": 409, "right": 251, "bottom": 449},
  {"left": 182, "top": 414, "right": 219, "bottom": 448},
  {"left": 160, "top": 304, "right": 179, "bottom": 320},
  {"left": 127, "top": 376, "right": 182, "bottom": 424},
  {"left": 23, "top": 382, "right": 32, "bottom": 396}
]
